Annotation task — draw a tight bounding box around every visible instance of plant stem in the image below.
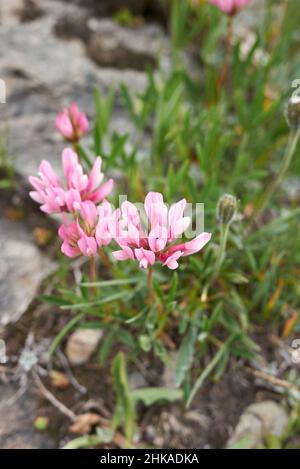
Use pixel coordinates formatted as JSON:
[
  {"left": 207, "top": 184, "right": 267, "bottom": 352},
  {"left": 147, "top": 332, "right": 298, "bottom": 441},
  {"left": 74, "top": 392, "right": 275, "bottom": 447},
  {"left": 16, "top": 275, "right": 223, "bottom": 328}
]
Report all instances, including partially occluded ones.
[
  {"left": 89, "top": 256, "right": 97, "bottom": 296},
  {"left": 147, "top": 265, "right": 154, "bottom": 303},
  {"left": 251, "top": 128, "right": 300, "bottom": 226},
  {"left": 201, "top": 222, "right": 230, "bottom": 302},
  {"left": 214, "top": 223, "right": 230, "bottom": 275},
  {"left": 72, "top": 141, "right": 79, "bottom": 154},
  {"left": 219, "top": 15, "right": 233, "bottom": 87}
]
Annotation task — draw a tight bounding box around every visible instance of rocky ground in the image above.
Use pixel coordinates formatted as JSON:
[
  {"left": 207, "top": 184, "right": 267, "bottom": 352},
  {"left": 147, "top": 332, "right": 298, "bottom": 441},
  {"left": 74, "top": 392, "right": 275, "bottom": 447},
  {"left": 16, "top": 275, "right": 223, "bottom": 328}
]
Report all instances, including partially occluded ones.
[{"left": 0, "top": 0, "right": 292, "bottom": 449}]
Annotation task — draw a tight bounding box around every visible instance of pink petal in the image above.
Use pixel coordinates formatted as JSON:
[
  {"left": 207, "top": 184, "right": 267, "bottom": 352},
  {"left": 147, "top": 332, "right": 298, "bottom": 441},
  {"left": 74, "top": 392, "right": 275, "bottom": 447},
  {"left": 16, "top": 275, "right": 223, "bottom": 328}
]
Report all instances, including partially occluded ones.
[
  {"left": 90, "top": 178, "right": 113, "bottom": 203},
  {"left": 148, "top": 226, "right": 168, "bottom": 252},
  {"left": 56, "top": 112, "right": 73, "bottom": 139},
  {"left": 112, "top": 247, "right": 134, "bottom": 261},
  {"left": 29, "top": 191, "right": 43, "bottom": 204},
  {"left": 29, "top": 175, "right": 45, "bottom": 192},
  {"left": 61, "top": 242, "right": 80, "bottom": 258},
  {"left": 78, "top": 236, "right": 98, "bottom": 256},
  {"left": 134, "top": 248, "right": 155, "bottom": 269},
  {"left": 80, "top": 200, "right": 97, "bottom": 228},
  {"left": 86, "top": 157, "right": 103, "bottom": 192},
  {"left": 168, "top": 199, "right": 191, "bottom": 239},
  {"left": 121, "top": 201, "right": 140, "bottom": 226},
  {"left": 39, "top": 160, "right": 60, "bottom": 186},
  {"left": 144, "top": 192, "right": 167, "bottom": 229},
  {"left": 182, "top": 232, "right": 212, "bottom": 257},
  {"left": 62, "top": 148, "right": 78, "bottom": 183},
  {"left": 163, "top": 251, "right": 183, "bottom": 270}
]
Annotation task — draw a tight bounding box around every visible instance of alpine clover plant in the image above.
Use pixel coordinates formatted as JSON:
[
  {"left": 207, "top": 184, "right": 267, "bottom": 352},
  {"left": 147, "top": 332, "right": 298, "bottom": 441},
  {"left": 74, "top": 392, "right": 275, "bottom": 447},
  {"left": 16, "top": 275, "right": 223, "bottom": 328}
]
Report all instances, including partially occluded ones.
[{"left": 29, "top": 0, "right": 300, "bottom": 419}]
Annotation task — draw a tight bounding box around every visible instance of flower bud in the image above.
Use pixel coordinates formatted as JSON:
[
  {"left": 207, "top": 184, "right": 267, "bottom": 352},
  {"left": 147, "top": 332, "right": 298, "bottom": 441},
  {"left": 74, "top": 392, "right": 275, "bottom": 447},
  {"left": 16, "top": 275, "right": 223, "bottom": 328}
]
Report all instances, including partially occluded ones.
[
  {"left": 286, "top": 95, "right": 300, "bottom": 130},
  {"left": 217, "top": 194, "right": 237, "bottom": 225}
]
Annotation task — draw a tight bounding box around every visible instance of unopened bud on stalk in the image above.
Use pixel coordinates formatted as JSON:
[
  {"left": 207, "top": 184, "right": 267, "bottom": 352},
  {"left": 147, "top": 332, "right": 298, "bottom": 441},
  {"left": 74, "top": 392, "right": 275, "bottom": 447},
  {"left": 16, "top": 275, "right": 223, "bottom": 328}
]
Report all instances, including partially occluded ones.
[
  {"left": 217, "top": 193, "right": 237, "bottom": 225},
  {"left": 286, "top": 95, "right": 300, "bottom": 130}
]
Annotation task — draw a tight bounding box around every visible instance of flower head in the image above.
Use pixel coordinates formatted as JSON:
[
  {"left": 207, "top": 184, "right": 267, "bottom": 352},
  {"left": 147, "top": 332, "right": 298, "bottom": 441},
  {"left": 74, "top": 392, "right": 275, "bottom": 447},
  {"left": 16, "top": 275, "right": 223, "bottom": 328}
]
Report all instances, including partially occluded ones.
[
  {"left": 217, "top": 193, "right": 237, "bottom": 225},
  {"left": 58, "top": 200, "right": 117, "bottom": 258},
  {"left": 29, "top": 148, "right": 113, "bottom": 214},
  {"left": 55, "top": 102, "right": 89, "bottom": 142},
  {"left": 112, "top": 192, "right": 211, "bottom": 270},
  {"left": 209, "top": 0, "right": 252, "bottom": 15}
]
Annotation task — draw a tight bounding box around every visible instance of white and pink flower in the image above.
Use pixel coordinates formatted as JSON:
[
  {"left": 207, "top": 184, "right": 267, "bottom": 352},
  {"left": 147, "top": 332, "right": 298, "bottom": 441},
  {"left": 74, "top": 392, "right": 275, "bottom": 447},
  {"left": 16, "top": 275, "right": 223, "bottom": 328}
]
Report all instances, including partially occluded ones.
[
  {"left": 58, "top": 200, "right": 118, "bottom": 258},
  {"left": 29, "top": 148, "right": 113, "bottom": 214},
  {"left": 55, "top": 102, "right": 89, "bottom": 142},
  {"left": 112, "top": 192, "right": 211, "bottom": 270}
]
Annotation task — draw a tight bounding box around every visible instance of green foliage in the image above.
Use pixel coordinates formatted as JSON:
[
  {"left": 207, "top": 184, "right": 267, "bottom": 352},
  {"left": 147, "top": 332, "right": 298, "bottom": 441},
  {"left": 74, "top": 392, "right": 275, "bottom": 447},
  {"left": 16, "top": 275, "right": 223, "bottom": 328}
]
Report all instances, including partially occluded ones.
[
  {"left": 111, "top": 353, "right": 183, "bottom": 445},
  {"left": 112, "top": 352, "right": 136, "bottom": 443},
  {"left": 0, "top": 130, "right": 16, "bottom": 189},
  {"left": 43, "top": 0, "right": 300, "bottom": 425}
]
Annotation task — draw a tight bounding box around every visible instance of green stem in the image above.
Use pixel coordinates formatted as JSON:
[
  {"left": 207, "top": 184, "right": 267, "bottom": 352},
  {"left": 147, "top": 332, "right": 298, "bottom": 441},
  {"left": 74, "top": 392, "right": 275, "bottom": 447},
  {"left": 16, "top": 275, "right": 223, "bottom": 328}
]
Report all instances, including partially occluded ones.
[
  {"left": 201, "top": 222, "right": 230, "bottom": 302},
  {"left": 147, "top": 265, "right": 154, "bottom": 303},
  {"left": 72, "top": 141, "right": 79, "bottom": 154},
  {"left": 219, "top": 15, "right": 233, "bottom": 87},
  {"left": 89, "top": 256, "right": 97, "bottom": 296},
  {"left": 251, "top": 128, "right": 300, "bottom": 225},
  {"left": 214, "top": 223, "right": 230, "bottom": 276}
]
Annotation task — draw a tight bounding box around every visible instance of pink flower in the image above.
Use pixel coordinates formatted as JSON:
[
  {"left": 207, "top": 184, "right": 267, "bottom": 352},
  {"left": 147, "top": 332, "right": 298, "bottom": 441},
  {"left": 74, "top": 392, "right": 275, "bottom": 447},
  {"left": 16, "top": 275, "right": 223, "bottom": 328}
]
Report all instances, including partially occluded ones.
[
  {"left": 209, "top": 0, "right": 251, "bottom": 15},
  {"left": 58, "top": 200, "right": 117, "bottom": 258},
  {"left": 112, "top": 192, "right": 211, "bottom": 270},
  {"left": 55, "top": 102, "right": 89, "bottom": 142},
  {"left": 29, "top": 148, "right": 113, "bottom": 214}
]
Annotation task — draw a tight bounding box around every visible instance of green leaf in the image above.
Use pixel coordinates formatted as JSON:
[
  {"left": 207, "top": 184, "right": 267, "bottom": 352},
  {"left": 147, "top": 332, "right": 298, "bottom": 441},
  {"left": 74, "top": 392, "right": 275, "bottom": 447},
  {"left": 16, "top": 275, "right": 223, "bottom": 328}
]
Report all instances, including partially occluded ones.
[
  {"left": 132, "top": 388, "right": 183, "bottom": 406},
  {"left": 39, "top": 295, "right": 70, "bottom": 306},
  {"left": 187, "top": 333, "right": 240, "bottom": 407},
  {"left": 48, "top": 313, "right": 85, "bottom": 358},
  {"left": 76, "top": 143, "right": 92, "bottom": 168},
  {"left": 176, "top": 324, "right": 198, "bottom": 387},
  {"left": 62, "top": 428, "right": 113, "bottom": 449},
  {"left": 111, "top": 352, "right": 136, "bottom": 443},
  {"left": 81, "top": 277, "right": 141, "bottom": 287},
  {"left": 99, "top": 327, "right": 117, "bottom": 366}
]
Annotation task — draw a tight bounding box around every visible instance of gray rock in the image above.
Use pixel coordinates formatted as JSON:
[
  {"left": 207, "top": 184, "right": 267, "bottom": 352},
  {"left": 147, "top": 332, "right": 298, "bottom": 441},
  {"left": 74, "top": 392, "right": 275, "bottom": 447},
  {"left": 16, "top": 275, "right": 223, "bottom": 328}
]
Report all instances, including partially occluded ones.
[
  {"left": 53, "top": 7, "right": 90, "bottom": 42},
  {"left": 18, "top": 0, "right": 45, "bottom": 23},
  {"left": 87, "top": 19, "right": 165, "bottom": 71},
  {"left": 58, "top": 0, "right": 166, "bottom": 22},
  {"left": 0, "top": 218, "right": 57, "bottom": 326},
  {"left": 65, "top": 328, "right": 103, "bottom": 365},
  {"left": 0, "top": 12, "right": 147, "bottom": 181},
  {"left": 0, "top": 384, "right": 55, "bottom": 449},
  {"left": 226, "top": 401, "right": 288, "bottom": 449},
  {"left": 128, "top": 371, "right": 147, "bottom": 390},
  {"left": 0, "top": 0, "right": 23, "bottom": 26}
]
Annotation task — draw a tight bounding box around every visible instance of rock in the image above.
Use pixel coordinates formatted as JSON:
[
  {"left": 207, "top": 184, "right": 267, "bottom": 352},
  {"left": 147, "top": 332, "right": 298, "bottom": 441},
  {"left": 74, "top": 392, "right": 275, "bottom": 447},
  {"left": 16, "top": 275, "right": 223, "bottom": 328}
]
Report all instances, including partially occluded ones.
[
  {"left": 0, "top": 218, "right": 57, "bottom": 326},
  {"left": 0, "top": 384, "right": 55, "bottom": 448},
  {"left": 128, "top": 371, "right": 147, "bottom": 390},
  {"left": 53, "top": 8, "right": 90, "bottom": 42},
  {"left": 0, "top": 0, "right": 23, "bottom": 26},
  {"left": 87, "top": 19, "right": 166, "bottom": 70},
  {"left": 226, "top": 401, "right": 288, "bottom": 449},
  {"left": 61, "top": 0, "right": 166, "bottom": 23},
  {"left": 0, "top": 12, "right": 147, "bottom": 181},
  {"left": 18, "top": 0, "right": 45, "bottom": 23},
  {"left": 65, "top": 328, "right": 103, "bottom": 365}
]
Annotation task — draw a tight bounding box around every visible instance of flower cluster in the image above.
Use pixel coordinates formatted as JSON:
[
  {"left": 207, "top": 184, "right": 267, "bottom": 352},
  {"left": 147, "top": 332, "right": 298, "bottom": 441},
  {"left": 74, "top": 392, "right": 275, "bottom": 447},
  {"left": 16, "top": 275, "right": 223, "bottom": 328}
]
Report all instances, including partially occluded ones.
[
  {"left": 112, "top": 193, "right": 211, "bottom": 270},
  {"left": 29, "top": 149, "right": 113, "bottom": 214},
  {"left": 29, "top": 103, "right": 211, "bottom": 270},
  {"left": 209, "top": 0, "right": 252, "bottom": 15},
  {"left": 55, "top": 102, "right": 89, "bottom": 143},
  {"left": 58, "top": 200, "right": 118, "bottom": 258}
]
